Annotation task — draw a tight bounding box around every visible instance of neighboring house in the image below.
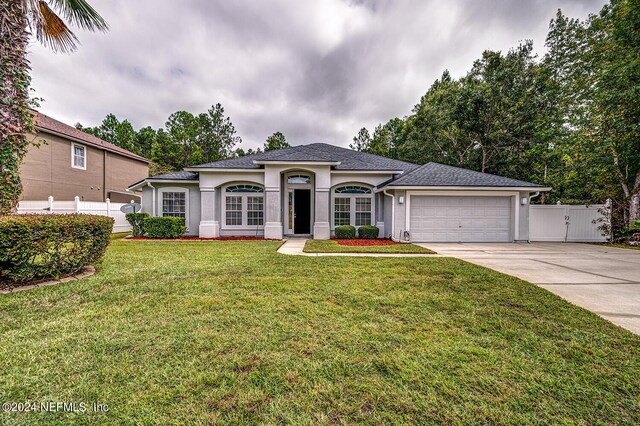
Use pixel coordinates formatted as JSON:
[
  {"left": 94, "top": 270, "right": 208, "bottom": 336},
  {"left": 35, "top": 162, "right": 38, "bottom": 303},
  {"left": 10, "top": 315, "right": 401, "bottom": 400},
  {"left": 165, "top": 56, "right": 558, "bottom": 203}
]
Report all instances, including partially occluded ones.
[
  {"left": 128, "top": 143, "right": 550, "bottom": 242},
  {"left": 20, "top": 111, "right": 149, "bottom": 203}
]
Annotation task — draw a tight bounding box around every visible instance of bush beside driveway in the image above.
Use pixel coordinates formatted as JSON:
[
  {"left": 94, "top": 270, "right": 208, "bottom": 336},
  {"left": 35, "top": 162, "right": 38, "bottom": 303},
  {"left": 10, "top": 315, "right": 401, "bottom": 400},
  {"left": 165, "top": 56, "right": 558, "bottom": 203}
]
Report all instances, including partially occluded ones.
[{"left": 0, "top": 236, "right": 639, "bottom": 424}]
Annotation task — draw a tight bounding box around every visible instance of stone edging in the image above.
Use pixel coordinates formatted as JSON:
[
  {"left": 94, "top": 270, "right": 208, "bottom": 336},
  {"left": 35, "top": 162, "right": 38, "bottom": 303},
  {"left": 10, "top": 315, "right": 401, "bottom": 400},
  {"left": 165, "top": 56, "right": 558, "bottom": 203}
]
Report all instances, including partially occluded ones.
[{"left": 0, "top": 266, "right": 96, "bottom": 294}]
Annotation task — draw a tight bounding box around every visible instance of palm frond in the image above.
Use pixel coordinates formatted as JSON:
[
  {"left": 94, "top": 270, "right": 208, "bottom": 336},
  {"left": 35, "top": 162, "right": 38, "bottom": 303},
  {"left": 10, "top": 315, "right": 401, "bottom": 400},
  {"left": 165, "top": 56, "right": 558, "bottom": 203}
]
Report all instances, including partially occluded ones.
[
  {"left": 33, "top": 0, "right": 80, "bottom": 53},
  {"left": 47, "top": 0, "right": 109, "bottom": 32}
]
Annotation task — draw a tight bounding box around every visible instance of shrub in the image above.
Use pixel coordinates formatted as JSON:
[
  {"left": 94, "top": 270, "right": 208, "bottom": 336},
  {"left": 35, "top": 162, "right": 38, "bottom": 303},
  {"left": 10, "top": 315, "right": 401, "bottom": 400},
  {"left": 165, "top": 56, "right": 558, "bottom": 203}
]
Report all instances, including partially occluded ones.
[
  {"left": 143, "top": 216, "right": 186, "bottom": 238},
  {"left": 358, "top": 225, "right": 380, "bottom": 239},
  {"left": 0, "top": 214, "right": 113, "bottom": 284},
  {"left": 335, "top": 225, "right": 356, "bottom": 239},
  {"left": 125, "top": 212, "right": 149, "bottom": 237}
]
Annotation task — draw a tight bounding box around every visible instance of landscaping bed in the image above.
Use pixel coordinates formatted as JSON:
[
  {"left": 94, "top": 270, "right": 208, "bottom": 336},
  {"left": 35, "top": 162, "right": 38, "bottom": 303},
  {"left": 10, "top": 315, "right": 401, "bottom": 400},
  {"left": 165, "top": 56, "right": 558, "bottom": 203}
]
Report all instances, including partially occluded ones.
[
  {"left": 305, "top": 239, "right": 435, "bottom": 253},
  {"left": 0, "top": 235, "right": 638, "bottom": 423}
]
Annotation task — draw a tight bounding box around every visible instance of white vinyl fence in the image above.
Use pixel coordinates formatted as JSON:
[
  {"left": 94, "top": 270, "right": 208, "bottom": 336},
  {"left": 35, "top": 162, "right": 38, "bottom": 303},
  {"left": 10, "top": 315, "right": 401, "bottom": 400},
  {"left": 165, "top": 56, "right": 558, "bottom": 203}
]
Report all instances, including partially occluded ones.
[
  {"left": 17, "top": 196, "right": 133, "bottom": 233},
  {"left": 529, "top": 204, "right": 608, "bottom": 242}
]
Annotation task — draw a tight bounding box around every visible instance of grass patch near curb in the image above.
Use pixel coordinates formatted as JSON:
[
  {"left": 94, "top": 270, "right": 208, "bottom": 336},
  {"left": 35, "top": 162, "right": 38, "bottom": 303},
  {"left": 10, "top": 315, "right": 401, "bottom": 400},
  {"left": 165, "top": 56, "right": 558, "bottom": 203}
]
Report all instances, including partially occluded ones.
[
  {"left": 0, "top": 235, "right": 638, "bottom": 424},
  {"left": 304, "top": 239, "right": 435, "bottom": 254},
  {"left": 589, "top": 242, "right": 640, "bottom": 251}
]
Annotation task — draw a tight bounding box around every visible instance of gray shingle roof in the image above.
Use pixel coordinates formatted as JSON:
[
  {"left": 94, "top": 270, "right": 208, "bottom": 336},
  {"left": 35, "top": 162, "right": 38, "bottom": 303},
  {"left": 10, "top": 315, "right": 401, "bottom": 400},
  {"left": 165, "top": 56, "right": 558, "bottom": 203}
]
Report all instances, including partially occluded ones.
[
  {"left": 384, "top": 162, "right": 544, "bottom": 188},
  {"left": 189, "top": 143, "right": 417, "bottom": 172},
  {"left": 148, "top": 171, "right": 198, "bottom": 180}
]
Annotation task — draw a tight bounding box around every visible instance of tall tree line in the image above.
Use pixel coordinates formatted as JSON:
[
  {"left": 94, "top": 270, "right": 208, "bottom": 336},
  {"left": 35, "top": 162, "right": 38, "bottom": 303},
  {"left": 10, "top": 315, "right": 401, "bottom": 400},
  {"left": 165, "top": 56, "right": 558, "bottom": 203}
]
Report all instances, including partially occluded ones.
[
  {"left": 79, "top": 108, "right": 292, "bottom": 176},
  {"left": 78, "top": 103, "right": 242, "bottom": 175},
  {"left": 351, "top": 0, "right": 639, "bottom": 229}
]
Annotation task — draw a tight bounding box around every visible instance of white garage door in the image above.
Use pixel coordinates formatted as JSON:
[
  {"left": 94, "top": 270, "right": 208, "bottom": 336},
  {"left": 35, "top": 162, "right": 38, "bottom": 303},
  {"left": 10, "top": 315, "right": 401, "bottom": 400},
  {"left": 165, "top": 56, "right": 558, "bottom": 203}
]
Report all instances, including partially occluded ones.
[{"left": 409, "top": 196, "right": 512, "bottom": 242}]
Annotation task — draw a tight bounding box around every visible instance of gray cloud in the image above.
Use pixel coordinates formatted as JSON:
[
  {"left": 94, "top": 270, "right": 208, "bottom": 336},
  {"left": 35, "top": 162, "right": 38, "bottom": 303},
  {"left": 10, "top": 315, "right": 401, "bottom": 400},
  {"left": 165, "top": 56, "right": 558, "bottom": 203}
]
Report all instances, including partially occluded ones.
[{"left": 29, "top": 0, "right": 606, "bottom": 150}]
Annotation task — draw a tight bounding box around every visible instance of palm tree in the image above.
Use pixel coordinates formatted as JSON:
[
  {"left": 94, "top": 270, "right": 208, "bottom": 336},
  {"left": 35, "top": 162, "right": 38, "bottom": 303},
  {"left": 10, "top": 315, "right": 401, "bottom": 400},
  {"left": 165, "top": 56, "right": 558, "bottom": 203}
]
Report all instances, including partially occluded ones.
[{"left": 0, "top": 0, "right": 108, "bottom": 214}]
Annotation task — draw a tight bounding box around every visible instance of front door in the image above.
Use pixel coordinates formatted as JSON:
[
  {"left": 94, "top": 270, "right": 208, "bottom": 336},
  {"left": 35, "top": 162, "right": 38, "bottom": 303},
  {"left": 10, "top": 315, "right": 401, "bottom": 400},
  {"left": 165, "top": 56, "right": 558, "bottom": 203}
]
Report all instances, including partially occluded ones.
[{"left": 293, "top": 189, "right": 311, "bottom": 234}]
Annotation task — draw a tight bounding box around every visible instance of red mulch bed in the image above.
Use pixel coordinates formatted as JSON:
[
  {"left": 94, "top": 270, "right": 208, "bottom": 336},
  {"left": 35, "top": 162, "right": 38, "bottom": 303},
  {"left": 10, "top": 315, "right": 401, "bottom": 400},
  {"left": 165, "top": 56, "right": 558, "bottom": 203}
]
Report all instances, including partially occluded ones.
[
  {"left": 125, "top": 236, "right": 277, "bottom": 241},
  {"left": 331, "top": 238, "right": 398, "bottom": 246}
]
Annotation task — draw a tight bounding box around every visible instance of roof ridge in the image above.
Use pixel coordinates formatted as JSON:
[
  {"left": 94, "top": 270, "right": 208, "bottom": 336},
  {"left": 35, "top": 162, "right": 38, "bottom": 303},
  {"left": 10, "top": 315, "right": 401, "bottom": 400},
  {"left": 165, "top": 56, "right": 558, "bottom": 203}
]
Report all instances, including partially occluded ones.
[
  {"left": 32, "top": 110, "right": 149, "bottom": 163},
  {"left": 385, "top": 161, "right": 544, "bottom": 188}
]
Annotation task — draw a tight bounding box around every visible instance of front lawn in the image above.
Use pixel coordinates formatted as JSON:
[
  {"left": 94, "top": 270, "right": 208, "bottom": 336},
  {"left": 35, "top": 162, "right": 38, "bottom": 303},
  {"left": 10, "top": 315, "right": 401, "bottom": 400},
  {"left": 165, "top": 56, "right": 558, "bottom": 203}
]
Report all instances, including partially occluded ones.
[
  {"left": 1, "top": 236, "right": 639, "bottom": 424},
  {"left": 304, "top": 239, "right": 434, "bottom": 254}
]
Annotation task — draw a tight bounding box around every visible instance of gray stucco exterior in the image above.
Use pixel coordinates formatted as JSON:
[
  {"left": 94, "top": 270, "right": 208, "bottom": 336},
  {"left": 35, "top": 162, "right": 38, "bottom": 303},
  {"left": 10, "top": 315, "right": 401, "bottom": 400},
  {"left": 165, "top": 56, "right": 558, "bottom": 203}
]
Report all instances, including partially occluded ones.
[{"left": 129, "top": 144, "right": 548, "bottom": 242}]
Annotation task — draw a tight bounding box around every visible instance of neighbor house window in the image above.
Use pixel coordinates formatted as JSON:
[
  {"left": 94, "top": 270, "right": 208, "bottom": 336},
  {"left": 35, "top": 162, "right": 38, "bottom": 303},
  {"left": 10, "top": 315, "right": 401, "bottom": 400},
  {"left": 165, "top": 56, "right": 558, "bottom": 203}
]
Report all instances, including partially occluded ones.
[
  {"left": 71, "top": 143, "right": 86, "bottom": 169},
  {"left": 332, "top": 185, "right": 373, "bottom": 228},
  {"left": 162, "top": 192, "right": 186, "bottom": 218},
  {"left": 223, "top": 184, "right": 264, "bottom": 227}
]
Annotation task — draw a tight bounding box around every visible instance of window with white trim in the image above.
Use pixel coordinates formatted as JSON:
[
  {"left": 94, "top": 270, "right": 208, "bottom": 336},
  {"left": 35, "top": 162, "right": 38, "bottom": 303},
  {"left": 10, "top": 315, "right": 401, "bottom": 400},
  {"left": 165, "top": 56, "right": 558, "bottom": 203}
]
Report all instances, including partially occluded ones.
[
  {"left": 162, "top": 192, "right": 186, "bottom": 218},
  {"left": 72, "top": 143, "right": 86, "bottom": 169},
  {"left": 247, "top": 196, "right": 264, "bottom": 226},
  {"left": 334, "top": 197, "right": 351, "bottom": 226},
  {"left": 225, "top": 196, "right": 243, "bottom": 225},
  {"left": 332, "top": 185, "right": 373, "bottom": 228},
  {"left": 287, "top": 174, "right": 311, "bottom": 184},
  {"left": 223, "top": 184, "right": 264, "bottom": 227}
]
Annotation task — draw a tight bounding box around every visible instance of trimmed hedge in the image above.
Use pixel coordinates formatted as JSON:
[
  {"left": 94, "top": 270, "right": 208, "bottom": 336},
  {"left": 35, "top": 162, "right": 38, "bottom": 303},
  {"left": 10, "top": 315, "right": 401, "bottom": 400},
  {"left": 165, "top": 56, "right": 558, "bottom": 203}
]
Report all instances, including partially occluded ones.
[
  {"left": 335, "top": 225, "right": 356, "bottom": 239},
  {"left": 143, "top": 216, "right": 186, "bottom": 238},
  {"left": 125, "top": 212, "right": 149, "bottom": 237},
  {"left": 0, "top": 214, "right": 113, "bottom": 284},
  {"left": 358, "top": 225, "right": 379, "bottom": 239}
]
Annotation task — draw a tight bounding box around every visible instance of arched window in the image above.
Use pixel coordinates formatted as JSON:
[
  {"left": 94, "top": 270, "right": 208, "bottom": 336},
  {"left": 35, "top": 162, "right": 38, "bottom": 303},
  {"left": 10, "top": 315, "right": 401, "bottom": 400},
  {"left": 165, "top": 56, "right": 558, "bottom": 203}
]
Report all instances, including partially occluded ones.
[
  {"left": 223, "top": 184, "right": 264, "bottom": 227},
  {"left": 287, "top": 174, "right": 311, "bottom": 184},
  {"left": 225, "top": 184, "right": 263, "bottom": 193},
  {"left": 332, "top": 185, "right": 373, "bottom": 228},
  {"left": 334, "top": 185, "right": 371, "bottom": 194}
]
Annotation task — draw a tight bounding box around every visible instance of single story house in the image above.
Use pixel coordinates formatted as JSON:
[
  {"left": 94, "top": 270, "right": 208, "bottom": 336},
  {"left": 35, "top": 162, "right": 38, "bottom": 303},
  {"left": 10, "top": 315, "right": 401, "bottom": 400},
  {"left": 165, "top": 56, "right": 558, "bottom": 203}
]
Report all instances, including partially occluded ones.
[{"left": 128, "top": 143, "right": 549, "bottom": 242}]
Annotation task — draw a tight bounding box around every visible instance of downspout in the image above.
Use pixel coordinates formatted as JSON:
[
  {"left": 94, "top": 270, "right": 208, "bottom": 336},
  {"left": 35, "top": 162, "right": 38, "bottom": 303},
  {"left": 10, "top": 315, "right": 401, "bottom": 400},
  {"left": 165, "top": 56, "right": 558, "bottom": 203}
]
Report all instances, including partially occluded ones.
[
  {"left": 147, "top": 182, "right": 156, "bottom": 216},
  {"left": 529, "top": 192, "right": 540, "bottom": 203},
  {"left": 383, "top": 189, "right": 395, "bottom": 241}
]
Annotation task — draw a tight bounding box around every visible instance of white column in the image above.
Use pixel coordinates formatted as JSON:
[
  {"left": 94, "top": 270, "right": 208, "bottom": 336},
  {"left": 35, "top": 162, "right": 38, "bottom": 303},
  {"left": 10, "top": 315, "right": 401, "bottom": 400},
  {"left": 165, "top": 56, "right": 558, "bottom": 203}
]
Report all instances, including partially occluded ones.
[
  {"left": 264, "top": 188, "right": 283, "bottom": 239},
  {"left": 198, "top": 188, "right": 220, "bottom": 238},
  {"left": 313, "top": 189, "right": 330, "bottom": 240}
]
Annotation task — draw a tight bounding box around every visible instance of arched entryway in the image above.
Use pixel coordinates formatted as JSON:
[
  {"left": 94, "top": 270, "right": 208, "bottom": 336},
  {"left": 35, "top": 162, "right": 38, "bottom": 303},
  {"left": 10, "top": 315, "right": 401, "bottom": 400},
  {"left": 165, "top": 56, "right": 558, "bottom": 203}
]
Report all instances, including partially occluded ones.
[{"left": 283, "top": 171, "right": 314, "bottom": 235}]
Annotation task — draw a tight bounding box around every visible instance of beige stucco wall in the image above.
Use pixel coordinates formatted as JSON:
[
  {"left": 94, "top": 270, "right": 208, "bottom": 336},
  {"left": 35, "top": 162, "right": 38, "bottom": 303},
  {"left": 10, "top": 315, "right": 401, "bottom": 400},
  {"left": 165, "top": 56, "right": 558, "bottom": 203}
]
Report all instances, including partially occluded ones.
[{"left": 20, "top": 131, "right": 148, "bottom": 202}]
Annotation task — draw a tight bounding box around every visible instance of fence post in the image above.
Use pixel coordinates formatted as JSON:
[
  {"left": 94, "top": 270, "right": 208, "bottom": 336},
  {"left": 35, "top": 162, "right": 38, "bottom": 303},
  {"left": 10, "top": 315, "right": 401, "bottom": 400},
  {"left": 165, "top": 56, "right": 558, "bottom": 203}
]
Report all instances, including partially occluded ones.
[
  {"left": 48, "top": 195, "right": 54, "bottom": 213},
  {"left": 74, "top": 196, "right": 80, "bottom": 213},
  {"left": 106, "top": 198, "right": 111, "bottom": 217}
]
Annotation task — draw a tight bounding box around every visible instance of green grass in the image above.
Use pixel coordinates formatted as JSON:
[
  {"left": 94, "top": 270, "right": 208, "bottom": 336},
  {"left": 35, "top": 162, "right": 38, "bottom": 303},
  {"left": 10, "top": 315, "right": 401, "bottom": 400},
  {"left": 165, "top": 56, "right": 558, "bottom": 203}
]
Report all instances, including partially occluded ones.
[
  {"left": 1, "top": 236, "right": 639, "bottom": 424},
  {"left": 304, "top": 239, "right": 435, "bottom": 254},
  {"left": 589, "top": 242, "right": 640, "bottom": 251}
]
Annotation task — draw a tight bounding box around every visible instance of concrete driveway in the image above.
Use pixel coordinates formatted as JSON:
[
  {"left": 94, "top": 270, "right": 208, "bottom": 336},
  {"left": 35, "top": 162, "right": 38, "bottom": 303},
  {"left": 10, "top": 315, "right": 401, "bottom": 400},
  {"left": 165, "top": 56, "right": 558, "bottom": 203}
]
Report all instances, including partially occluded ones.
[{"left": 417, "top": 242, "right": 640, "bottom": 334}]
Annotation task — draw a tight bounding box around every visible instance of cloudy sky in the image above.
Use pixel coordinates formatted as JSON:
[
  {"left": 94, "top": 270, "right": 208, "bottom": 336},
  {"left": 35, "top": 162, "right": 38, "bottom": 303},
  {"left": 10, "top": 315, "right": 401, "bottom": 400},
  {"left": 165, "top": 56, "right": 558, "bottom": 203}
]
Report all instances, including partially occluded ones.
[{"left": 30, "top": 0, "right": 605, "bottom": 150}]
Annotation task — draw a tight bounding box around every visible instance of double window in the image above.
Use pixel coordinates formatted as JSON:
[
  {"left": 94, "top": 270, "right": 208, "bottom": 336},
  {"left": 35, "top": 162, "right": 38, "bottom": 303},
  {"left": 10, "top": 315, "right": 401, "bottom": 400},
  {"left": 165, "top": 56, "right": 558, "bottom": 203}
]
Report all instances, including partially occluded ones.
[
  {"left": 71, "top": 143, "right": 86, "bottom": 169},
  {"left": 224, "top": 184, "right": 264, "bottom": 227},
  {"left": 333, "top": 185, "right": 373, "bottom": 227},
  {"left": 162, "top": 191, "right": 187, "bottom": 218}
]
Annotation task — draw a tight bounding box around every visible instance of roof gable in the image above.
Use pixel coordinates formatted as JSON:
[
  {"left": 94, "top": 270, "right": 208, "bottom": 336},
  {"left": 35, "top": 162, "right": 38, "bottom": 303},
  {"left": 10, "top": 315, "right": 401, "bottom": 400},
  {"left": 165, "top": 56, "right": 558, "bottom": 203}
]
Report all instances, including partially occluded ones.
[
  {"left": 32, "top": 111, "right": 149, "bottom": 163},
  {"left": 189, "top": 143, "right": 417, "bottom": 172},
  {"left": 386, "top": 162, "right": 544, "bottom": 188}
]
